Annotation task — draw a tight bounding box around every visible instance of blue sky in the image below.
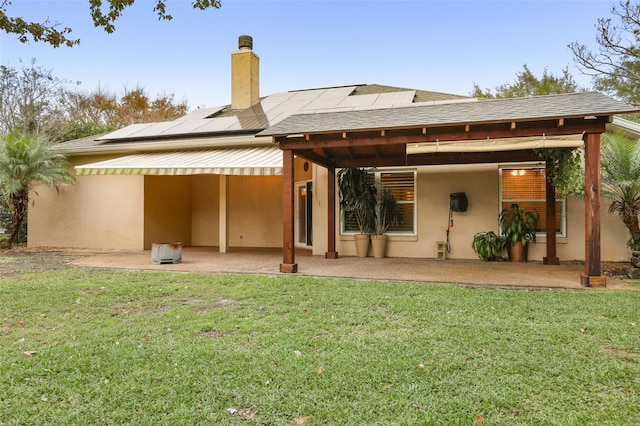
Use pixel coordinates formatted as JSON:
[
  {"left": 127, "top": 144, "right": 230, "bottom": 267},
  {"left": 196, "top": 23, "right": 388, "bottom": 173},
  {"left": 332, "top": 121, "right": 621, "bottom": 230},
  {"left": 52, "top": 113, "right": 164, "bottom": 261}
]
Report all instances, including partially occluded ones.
[{"left": 0, "top": 0, "right": 615, "bottom": 111}]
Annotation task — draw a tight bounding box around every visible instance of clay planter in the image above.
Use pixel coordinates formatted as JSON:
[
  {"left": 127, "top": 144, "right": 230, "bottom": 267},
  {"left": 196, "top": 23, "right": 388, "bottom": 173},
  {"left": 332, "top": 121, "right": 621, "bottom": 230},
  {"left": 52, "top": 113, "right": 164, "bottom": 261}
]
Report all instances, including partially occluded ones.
[
  {"left": 507, "top": 241, "right": 528, "bottom": 262},
  {"left": 354, "top": 234, "right": 371, "bottom": 258},
  {"left": 371, "top": 234, "right": 388, "bottom": 258}
]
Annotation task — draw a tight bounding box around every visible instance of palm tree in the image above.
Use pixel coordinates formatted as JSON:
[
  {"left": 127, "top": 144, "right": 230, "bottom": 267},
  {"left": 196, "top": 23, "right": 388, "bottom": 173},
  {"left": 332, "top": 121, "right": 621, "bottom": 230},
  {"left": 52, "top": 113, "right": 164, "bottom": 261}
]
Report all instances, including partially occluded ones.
[
  {"left": 0, "top": 133, "right": 75, "bottom": 248},
  {"left": 601, "top": 130, "right": 640, "bottom": 250}
]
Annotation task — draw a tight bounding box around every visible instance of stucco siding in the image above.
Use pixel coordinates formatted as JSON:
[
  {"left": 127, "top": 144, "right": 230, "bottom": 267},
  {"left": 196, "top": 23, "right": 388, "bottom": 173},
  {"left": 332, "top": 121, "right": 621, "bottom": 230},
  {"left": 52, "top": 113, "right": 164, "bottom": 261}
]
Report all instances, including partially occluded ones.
[
  {"left": 311, "top": 166, "right": 329, "bottom": 256},
  {"left": 328, "top": 163, "right": 632, "bottom": 262},
  {"left": 27, "top": 153, "right": 635, "bottom": 262},
  {"left": 228, "top": 175, "right": 282, "bottom": 247},
  {"left": 542, "top": 198, "right": 631, "bottom": 262},
  {"left": 28, "top": 156, "right": 145, "bottom": 250},
  {"left": 144, "top": 176, "right": 192, "bottom": 249},
  {"left": 191, "top": 175, "right": 220, "bottom": 246}
]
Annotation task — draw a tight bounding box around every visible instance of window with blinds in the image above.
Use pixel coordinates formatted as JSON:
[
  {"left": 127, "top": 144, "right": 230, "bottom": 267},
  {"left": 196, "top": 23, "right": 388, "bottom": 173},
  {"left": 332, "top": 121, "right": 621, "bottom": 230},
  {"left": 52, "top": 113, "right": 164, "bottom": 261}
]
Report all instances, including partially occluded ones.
[
  {"left": 342, "top": 170, "right": 416, "bottom": 234},
  {"left": 500, "top": 167, "right": 565, "bottom": 236}
]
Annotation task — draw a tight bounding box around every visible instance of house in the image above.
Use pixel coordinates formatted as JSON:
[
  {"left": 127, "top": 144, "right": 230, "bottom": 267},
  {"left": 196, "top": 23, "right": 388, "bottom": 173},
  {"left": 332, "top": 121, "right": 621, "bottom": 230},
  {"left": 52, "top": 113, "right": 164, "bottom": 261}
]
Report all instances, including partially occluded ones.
[{"left": 28, "top": 35, "right": 640, "bottom": 286}]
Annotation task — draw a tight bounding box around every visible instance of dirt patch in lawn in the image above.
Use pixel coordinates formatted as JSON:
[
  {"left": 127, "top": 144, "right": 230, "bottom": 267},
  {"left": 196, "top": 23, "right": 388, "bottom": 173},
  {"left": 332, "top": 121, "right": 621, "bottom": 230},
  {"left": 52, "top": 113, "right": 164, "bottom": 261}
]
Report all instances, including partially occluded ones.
[{"left": 0, "top": 247, "right": 89, "bottom": 276}]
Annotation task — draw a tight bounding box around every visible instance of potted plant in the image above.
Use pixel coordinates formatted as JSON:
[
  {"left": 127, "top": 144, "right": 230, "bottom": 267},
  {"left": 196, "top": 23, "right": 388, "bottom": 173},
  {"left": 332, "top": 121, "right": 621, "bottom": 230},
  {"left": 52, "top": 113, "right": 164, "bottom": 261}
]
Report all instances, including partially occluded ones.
[
  {"left": 337, "top": 167, "right": 376, "bottom": 257},
  {"left": 472, "top": 231, "right": 507, "bottom": 261},
  {"left": 499, "top": 204, "right": 540, "bottom": 262},
  {"left": 371, "top": 187, "right": 400, "bottom": 258}
]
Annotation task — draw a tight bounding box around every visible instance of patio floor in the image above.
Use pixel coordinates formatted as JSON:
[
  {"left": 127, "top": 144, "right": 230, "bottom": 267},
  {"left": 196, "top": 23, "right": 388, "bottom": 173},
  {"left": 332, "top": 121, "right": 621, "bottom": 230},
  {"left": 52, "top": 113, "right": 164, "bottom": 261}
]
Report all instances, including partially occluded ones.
[{"left": 69, "top": 247, "right": 636, "bottom": 290}]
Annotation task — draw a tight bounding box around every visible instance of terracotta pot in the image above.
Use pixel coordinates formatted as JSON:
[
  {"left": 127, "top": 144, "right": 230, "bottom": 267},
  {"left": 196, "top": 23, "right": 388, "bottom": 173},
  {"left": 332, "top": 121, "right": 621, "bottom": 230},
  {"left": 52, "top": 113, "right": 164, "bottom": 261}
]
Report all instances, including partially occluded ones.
[
  {"left": 354, "top": 234, "right": 371, "bottom": 258},
  {"left": 508, "top": 241, "right": 528, "bottom": 262},
  {"left": 371, "top": 234, "right": 388, "bottom": 258}
]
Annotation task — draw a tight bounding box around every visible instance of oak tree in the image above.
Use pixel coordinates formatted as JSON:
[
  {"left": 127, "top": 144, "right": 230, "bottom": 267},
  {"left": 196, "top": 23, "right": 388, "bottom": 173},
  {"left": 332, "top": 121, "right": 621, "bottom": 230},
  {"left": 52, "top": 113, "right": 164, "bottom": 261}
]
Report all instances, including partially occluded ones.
[
  {"left": 1, "top": 60, "right": 189, "bottom": 143},
  {"left": 569, "top": 0, "right": 640, "bottom": 104},
  {"left": 471, "top": 64, "right": 584, "bottom": 98},
  {"left": 0, "top": 0, "right": 222, "bottom": 48}
]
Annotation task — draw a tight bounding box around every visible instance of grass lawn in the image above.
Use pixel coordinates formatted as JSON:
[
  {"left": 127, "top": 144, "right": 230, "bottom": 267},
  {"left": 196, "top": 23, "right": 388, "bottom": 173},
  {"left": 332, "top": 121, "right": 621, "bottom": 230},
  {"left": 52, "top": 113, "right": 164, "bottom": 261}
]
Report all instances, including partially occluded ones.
[{"left": 1, "top": 268, "right": 639, "bottom": 425}]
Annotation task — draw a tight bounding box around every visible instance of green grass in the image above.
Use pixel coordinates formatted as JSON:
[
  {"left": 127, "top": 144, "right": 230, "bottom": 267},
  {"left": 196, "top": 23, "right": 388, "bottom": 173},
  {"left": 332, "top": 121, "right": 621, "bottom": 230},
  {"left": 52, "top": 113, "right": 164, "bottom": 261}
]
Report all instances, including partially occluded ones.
[{"left": 1, "top": 269, "right": 639, "bottom": 425}]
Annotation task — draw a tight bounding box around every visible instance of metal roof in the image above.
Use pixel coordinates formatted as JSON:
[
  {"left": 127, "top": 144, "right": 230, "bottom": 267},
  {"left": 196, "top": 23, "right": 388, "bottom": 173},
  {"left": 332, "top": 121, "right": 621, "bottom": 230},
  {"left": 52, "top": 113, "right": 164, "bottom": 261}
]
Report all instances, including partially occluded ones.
[{"left": 258, "top": 92, "right": 639, "bottom": 137}]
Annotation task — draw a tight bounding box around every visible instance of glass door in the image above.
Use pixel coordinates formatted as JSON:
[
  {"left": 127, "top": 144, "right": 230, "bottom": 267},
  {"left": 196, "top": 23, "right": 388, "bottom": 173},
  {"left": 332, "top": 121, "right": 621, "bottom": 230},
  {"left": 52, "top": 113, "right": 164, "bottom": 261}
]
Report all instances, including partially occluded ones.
[{"left": 296, "top": 181, "right": 312, "bottom": 248}]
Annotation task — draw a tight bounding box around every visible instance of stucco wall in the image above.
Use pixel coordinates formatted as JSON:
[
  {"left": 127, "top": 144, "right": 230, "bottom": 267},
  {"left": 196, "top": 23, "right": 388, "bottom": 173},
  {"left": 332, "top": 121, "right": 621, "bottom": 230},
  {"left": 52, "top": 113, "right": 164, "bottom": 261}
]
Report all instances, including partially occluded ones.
[
  {"left": 144, "top": 176, "right": 192, "bottom": 249},
  {"left": 311, "top": 165, "right": 329, "bottom": 256},
  {"left": 228, "top": 175, "right": 282, "bottom": 247},
  {"left": 28, "top": 156, "right": 145, "bottom": 250},
  {"left": 191, "top": 175, "right": 220, "bottom": 246},
  {"left": 28, "top": 155, "right": 634, "bottom": 262},
  {"left": 326, "top": 163, "right": 632, "bottom": 262}
]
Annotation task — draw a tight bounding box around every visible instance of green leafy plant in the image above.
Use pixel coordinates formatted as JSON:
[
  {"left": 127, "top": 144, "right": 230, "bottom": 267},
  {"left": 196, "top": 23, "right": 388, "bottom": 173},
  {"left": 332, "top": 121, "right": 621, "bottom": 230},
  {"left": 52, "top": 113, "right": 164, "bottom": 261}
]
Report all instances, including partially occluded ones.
[
  {"left": 499, "top": 204, "right": 540, "bottom": 246},
  {"left": 373, "top": 187, "right": 399, "bottom": 235},
  {"left": 337, "top": 167, "right": 376, "bottom": 234},
  {"left": 471, "top": 231, "right": 507, "bottom": 261},
  {"left": 601, "top": 130, "right": 640, "bottom": 252},
  {"left": 534, "top": 147, "right": 584, "bottom": 197}
]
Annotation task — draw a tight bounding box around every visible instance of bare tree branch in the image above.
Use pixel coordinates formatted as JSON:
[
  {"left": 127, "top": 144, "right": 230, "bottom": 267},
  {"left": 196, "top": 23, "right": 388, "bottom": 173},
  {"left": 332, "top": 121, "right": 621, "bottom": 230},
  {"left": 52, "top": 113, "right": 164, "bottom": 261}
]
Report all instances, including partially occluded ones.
[{"left": 569, "top": 0, "right": 640, "bottom": 103}]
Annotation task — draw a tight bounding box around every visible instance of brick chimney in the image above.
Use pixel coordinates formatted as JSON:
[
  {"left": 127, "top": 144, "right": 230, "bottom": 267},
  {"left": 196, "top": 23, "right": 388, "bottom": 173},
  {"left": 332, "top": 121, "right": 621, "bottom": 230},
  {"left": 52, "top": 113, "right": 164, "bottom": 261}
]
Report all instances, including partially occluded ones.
[{"left": 231, "top": 35, "right": 260, "bottom": 110}]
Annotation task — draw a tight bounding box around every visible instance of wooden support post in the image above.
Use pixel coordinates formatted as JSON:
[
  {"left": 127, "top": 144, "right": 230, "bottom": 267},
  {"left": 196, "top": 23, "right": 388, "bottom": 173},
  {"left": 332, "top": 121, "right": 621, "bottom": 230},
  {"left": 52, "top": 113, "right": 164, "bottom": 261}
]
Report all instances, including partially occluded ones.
[
  {"left": 281, "top": 150, "right": 297, "bottom": 273},
  {"left": 326, "top": 164, "right": 338, "bottom": 259},
  {"left": 581, "top": 133, "right": 605, "bottom": 287},
  {"left": 543, "top": 160, "right": 559, "bottom": 265}
]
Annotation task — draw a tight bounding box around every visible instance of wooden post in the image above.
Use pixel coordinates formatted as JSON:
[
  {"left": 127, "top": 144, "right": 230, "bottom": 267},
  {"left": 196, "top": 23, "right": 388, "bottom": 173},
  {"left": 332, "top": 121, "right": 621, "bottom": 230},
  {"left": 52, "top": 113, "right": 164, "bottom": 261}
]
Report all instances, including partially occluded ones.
[
  {"left": 281, "top": 150, "right": 297, "bottom": 273},
  {"left": 543, "top": 160, "right": 559, "bottom": 265},
  {"left": 326, "top": 164, "right": 338, "bottom": 259},
  {"left": 582, "top": 133, "right": 605, "bottom": 287}
]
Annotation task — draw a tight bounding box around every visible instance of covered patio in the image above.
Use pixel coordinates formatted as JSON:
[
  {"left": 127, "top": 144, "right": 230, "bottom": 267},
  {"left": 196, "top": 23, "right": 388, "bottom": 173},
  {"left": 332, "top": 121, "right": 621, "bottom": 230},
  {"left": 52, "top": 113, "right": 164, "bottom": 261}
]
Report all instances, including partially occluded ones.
[
  {"left": 68, "top": 247, "right": 635, "bottom": 290},
  {"left": 259, "top": 92, "right": 640, "bottom": 287}
]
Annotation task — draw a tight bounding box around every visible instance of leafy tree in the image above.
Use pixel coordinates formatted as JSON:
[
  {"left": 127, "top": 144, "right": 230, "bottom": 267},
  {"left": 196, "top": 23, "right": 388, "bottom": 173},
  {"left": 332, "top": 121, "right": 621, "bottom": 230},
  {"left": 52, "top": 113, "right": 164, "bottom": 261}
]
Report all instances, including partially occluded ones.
[
  {"left": 46, "top": 86, "right": 189, "bottom": 142},
  {"left": 471, "top": 64, "right": 585, "bottom": 98},
  {"left": 0, "top": 60, "right": 189, "bottom": 143},
  {"left": 601, "top": 129, "right": 640, "bottom": 250},
  {"left": 569, "top": 0, "right": 640, "bottom": 104},
  {"left": 472, "top": 65, "right": 585, "bottom": 196},
  {"left": 0, "top": 0, "right": 222, "bottom": 48},
  {"left": 0, "top": 134, "right": 75, "bottom": 248}
]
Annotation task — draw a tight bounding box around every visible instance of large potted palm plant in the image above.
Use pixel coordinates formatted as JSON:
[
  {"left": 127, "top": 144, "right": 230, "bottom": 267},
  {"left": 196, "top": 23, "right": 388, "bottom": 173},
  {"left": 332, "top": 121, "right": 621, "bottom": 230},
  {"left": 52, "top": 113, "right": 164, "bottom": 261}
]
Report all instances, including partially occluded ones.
[
  {"left": 337, "top": 167, "right": 376, "bottom": 257},
  {"left": 371, "top": 187, "right": 399, "bottom": 258},
  {"left": 601, "top": 130, "right": 640, "bottom": 252},
  {"left": 499, "top": 204, "right": 539, "bottom": 262}
]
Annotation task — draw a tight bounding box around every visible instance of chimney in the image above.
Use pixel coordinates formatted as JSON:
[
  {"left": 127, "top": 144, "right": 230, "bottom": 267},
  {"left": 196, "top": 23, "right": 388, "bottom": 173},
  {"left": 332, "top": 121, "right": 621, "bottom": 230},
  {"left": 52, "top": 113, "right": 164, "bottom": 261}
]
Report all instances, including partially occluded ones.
[{"left": 231, "top": 35, "right": 260, "bottom": 110}]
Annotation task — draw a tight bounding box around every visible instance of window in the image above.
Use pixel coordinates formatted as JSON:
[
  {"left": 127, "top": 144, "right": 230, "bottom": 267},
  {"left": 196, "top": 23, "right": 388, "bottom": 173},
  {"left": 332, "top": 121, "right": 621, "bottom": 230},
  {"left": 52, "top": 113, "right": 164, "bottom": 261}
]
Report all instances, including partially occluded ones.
[
  {"left": 342, "top": 169, "right": 416, "bottom": 234},
  {"left": 500, "top": 166, "right": 565, "bottom": 236}
]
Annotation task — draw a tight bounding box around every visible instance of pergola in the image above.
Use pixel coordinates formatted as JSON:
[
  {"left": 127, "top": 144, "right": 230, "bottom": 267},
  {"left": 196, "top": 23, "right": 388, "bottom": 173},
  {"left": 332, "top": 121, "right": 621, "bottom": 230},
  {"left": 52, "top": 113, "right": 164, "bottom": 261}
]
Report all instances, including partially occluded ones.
[{"left": 259, "top": 92, "right": 640, "bottom": 286}]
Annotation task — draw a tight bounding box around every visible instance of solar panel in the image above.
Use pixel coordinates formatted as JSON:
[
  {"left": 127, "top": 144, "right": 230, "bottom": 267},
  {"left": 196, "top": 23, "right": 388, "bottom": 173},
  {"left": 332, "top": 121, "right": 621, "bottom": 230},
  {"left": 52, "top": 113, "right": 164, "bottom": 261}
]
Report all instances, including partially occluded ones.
[
  {"left": 174, "top": 106, "right": 225, "bottom": 121},
  {"left": 96, "top": 123, "right": 155, "bottom": 141}
]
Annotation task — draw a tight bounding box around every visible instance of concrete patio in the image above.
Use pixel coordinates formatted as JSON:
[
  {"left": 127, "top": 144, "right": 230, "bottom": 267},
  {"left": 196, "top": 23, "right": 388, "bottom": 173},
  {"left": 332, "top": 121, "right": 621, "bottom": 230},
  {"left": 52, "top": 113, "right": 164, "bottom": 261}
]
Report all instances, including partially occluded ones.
[{"left": 69, "top": 247, "right": 636, "bottom": 290}]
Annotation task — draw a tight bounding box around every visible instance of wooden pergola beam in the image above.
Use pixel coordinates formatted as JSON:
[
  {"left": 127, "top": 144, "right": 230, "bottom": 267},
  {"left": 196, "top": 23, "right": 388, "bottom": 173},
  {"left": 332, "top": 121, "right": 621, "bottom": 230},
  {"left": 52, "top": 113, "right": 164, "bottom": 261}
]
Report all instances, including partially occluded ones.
[{"left": 276, "top": 117, "right": 609, "bottom": 150}]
